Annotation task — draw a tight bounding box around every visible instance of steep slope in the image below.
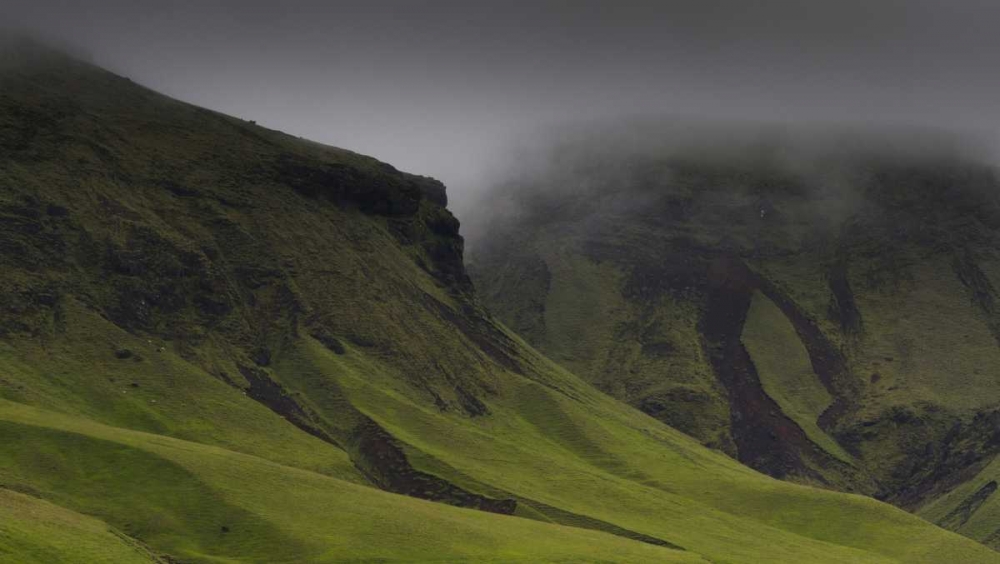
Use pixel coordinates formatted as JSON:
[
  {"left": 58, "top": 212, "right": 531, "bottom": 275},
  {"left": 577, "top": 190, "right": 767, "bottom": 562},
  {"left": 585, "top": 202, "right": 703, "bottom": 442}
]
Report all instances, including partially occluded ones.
[
  {"left": 470, "top": 123, "right": 1000, "bottom": 548},
  {"left": 1, "top": 44, "right": 997, "bottom": 562}
]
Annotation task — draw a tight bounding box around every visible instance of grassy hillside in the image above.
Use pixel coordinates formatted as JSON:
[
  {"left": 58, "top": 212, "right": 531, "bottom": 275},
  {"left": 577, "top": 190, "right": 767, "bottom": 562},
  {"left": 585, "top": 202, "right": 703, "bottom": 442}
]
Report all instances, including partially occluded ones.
[
  {"left": 0, "top": 488, "right": 163, "bottom": 564},
  {"left": 1, "top": 43, "right": 997, "bottom": 562},
  {"left": 0, "top": 400, "right": 703, "bottom": 563},
  {"left": 743, "top": 291, "right": 852, "bottom": 463},
  {"left": 470, "top": 124, "right": 1000, "bottom": 547}
]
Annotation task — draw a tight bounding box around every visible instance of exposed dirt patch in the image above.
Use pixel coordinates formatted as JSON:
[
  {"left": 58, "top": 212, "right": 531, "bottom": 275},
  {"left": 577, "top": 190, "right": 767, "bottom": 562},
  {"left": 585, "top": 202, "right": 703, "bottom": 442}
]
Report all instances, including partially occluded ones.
[
  {"left": 454, "top": 385, "right": 489, "bottom": 417},
  {"left": 348, "top": 418, "right": 516, "bottom": 514},
  {"left": 517, "top": 495, "right": 685, "bottom": 550},
  {"left": 845, "top": 407, "right": 1000, "bottom": 509},
  {"left": 939, "top": 480, "right": 998, "bottom": 530},
  {"left": 236, "top": 364, "right": 339, "bottom": 446},
  {"left": 584, "top": 237, "right": 862, "bottom": 483},
  {"left": 698, "top": 255, "right": 826, "bottom": 480},
  {"left": 308, "top": 326, "right": 346, "bottom": 354},
  {"left": 752, "top": 270, "right": 857, "bottom": 430},
  {"left": 235, "top": 362, "right": 515, "bottom": 515}
]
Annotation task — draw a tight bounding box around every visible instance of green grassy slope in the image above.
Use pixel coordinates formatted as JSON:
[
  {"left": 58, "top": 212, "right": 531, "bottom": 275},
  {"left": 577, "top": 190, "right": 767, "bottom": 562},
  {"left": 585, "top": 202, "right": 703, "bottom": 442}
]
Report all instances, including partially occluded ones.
[
  {"left": 0, "top": 488, "right": 162, "bottom": 564},
  {"left": 2, "top": 333, "right": 995, "bottom": 563},
  {"left": 470, "top": 127, "right": 1000, "bottom": 546},
  {"left": 0, "top": 400, "right": 701, "bottom": 564},
  {"left": 280, "top": 336, "right": 986, "bottom": 563},
  {"left": 743, "top": 291, "right": 852, "bottom": 462},
  {"left": 0, "top": 44, "right": 996, "bottom": 562},
  {"left": 919, "top": 455, "right": 1000, "bottom": 551}
]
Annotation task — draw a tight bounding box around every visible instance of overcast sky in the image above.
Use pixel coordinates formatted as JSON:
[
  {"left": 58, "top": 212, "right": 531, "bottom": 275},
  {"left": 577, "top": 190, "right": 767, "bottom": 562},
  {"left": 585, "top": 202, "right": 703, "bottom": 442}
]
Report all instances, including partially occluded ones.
[{"left": 5, "top": 0, "right": 1000, "bottom": 218}]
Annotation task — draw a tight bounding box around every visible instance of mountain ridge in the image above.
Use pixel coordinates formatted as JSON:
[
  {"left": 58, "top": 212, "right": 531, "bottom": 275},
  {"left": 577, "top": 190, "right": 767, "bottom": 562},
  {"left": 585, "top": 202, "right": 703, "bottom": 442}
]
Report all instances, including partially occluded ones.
[
  {"left": 1, "top": 48, "right": 997, "bottom": 562},
  {"left": 470, "top": 123, "right": 1000, "bottom": 548}
]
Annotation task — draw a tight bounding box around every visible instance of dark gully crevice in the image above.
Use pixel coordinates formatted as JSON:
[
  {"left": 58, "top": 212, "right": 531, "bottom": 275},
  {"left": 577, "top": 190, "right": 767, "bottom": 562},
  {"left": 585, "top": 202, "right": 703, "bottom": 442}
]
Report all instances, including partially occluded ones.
[
  {"left": 232, "top": 363, "right": 516, "bottom": 515},
  {"left": 698, "top": 256, "right": 829, "bottom": 480}
]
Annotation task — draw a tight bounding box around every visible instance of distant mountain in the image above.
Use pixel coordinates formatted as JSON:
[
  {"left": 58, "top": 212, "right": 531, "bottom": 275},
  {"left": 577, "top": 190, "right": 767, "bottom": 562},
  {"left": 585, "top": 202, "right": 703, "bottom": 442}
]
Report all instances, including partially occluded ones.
[
  {"left": 470, "top": 121, "right": 1000, "bottom": 549},
  {"left": 1, "top": 45, "right": 996, "bottom": 562}
]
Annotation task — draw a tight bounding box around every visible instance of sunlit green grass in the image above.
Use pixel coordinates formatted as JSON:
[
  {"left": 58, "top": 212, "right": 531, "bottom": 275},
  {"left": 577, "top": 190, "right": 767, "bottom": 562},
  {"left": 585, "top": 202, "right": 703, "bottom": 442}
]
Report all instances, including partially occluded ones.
[
  {"left": 3, "top": 323, "right": 996, "bottom": 562},
  {"left": 270, "top": 336, "right": 998, "bottom": 563},
  {"left": 0, "top": 400, "right": 702, "bottom": 564},
  {"left": 742, "top": 290, "right": 852, "bottom": 462},
  {"left": 0, "top": 488, "right": 160, "bottom": 564}
]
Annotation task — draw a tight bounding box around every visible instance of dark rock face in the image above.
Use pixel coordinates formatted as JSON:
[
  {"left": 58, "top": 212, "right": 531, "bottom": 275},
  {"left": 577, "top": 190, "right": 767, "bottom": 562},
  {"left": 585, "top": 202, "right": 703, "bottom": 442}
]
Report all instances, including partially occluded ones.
[
  {"left": 940, "top": 481, "right": 997, "bottom": 530},
  {"left": 838, "top": 407, "right": 1000, "bottom": 509},
  {"left": 413, "top": 176, "right": 449, "bottom": 207},
  {"left": 699, "top": 259, "right": 804, "bottom": 478},
  {"left": 0, "top": 53, "right": 513, "bottom": 522},
  {"left": 698, "top": 255, "right": 859, "bottom": 484},
  {"left": 420, "top": 222, "right": 472, "bottom": 291},
  {"left": 273, "top": 154, "right": 423, "bottom": 217},
  {"left": 471, "top": 141, "right": 1000, "bottom": 521},
  {"left": 233, "top": 362, "right": 514, "bottom": 513},
  {"left": 349, "top": 419, "right": 516, "bottom": 514},
  {"left": 237, "top": 364, "right": 335, "bottom": 444},
  {"left": 308, "top": 327, "right": 346, "bottom": 355}
]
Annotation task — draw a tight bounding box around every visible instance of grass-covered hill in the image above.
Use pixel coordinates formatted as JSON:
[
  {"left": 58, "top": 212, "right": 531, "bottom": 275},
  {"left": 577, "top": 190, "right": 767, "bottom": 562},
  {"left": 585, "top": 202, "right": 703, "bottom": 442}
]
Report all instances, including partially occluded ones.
[
  {"left": 1, "top": 43, "right": 997, "bottom": 562},
  {"left": 469, "top": 121, "right": 1000, "bottom": 549}
]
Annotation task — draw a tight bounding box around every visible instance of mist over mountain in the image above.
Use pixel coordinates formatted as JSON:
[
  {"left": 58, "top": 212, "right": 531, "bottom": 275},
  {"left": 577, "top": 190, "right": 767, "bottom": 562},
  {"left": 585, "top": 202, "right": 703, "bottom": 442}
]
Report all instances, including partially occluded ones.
[
  {"left": 464, "top": 119, "right": 999, "bottom": 246},
  {"left": 6, "top": 0, "right": 1000, "bottom": 222},
  {"left": 6, "top": 45, "right": 996, "bottom": 563},
  {"left": 470, "top": 118, "right": 1000, "bottom": 547},
  {"left": 6, "top": 2, "right": 1000, "bottom": 561}
]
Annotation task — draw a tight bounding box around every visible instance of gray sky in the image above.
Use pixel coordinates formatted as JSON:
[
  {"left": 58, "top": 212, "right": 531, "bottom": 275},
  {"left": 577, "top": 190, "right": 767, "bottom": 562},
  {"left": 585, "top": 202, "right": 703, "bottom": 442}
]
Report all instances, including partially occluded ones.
[{"left": 5, "top": 0, "right": 1000, "bottom": 219}]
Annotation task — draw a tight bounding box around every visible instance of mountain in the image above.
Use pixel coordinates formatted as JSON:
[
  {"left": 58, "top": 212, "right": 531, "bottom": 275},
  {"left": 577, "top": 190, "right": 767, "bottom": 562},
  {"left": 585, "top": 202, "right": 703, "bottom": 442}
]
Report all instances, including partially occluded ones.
[
  {"left": 469, "top": 121, "right": 1000, "bottom": 550},
  {"left": 1, "top": 44, "right": 997, "bottom": 563}
]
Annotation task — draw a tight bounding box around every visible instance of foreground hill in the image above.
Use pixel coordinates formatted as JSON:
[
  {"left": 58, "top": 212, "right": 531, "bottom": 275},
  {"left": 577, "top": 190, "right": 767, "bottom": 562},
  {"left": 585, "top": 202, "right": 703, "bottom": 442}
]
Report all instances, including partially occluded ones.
[
  {"left": 470, "top": 122, "right": 1000, "bottom": 549},
  {"left": 0, "top": 44, "right": 996, "bottom": 562}
]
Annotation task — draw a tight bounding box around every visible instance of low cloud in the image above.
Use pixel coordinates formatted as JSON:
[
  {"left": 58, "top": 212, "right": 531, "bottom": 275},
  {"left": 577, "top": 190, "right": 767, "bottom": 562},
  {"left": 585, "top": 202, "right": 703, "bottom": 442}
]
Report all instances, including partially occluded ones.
[{"left": 462, "top": 118, "right": 998, "bottom": 248}]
